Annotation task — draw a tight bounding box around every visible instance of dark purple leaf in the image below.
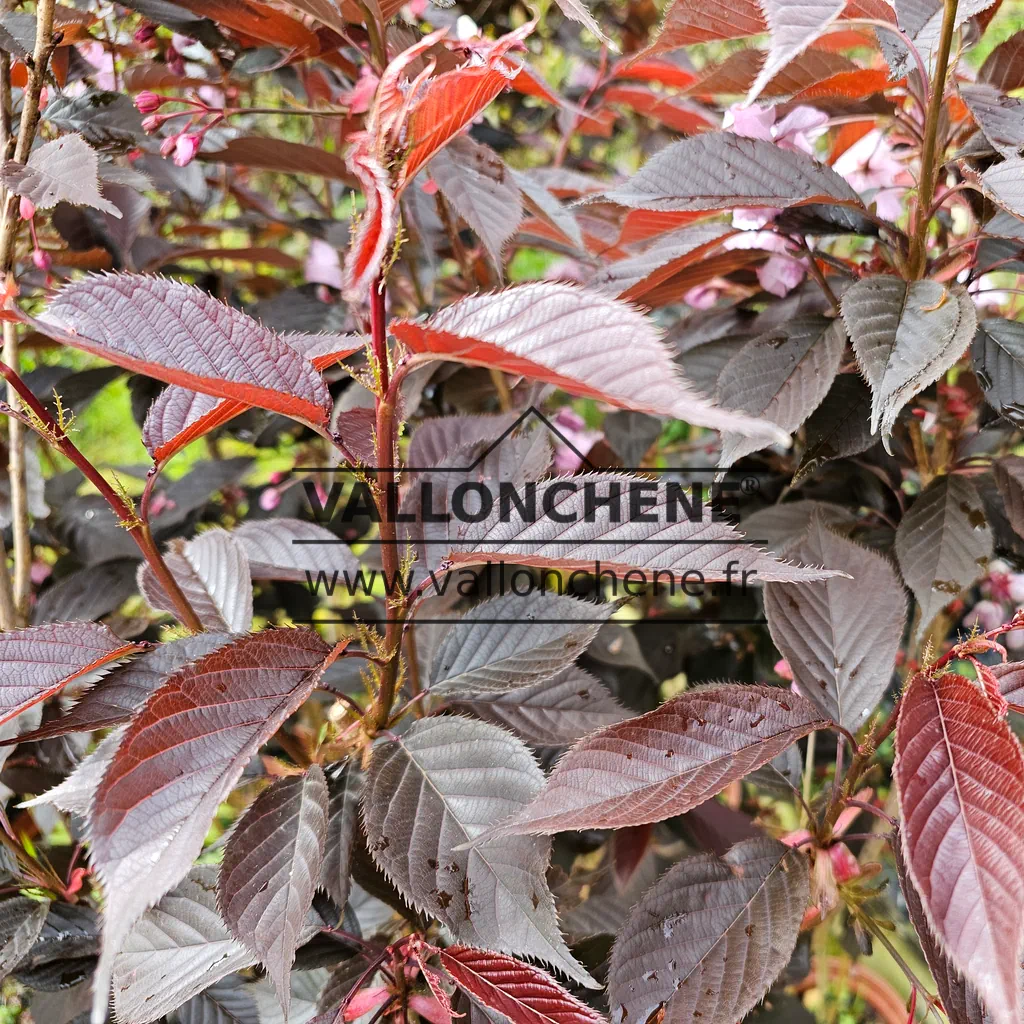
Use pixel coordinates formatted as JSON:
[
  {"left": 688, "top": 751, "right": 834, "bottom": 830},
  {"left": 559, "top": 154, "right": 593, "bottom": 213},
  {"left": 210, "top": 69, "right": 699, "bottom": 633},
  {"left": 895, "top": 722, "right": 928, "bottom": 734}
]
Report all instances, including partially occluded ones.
[
  {"left": 598, "top": 134, "right": 862, "bottom": 212},
  {"left": 88, "top": 629, "right": 346, "bottom": 1024},
  {"left": 449, "top": 665, "right": 629, "bottom": 746},
  {"left": 764, "top": 512, "right": 906, "bottom": 726},
  {"left": 320, "top": 761, "right": 363, "bottom": 911},
  {"left": 477, "top": 684, "right": 829, "bottom": 836},
  {"left": 36, "top": 274, "right": 333, "bottom": 434},
  {"left": 608, "top": 838, "right": 809, "bottom": 1024},
  {"left": 894, "top": 474, "right": 992, "bottom": 638},
  {"left": 0, "top": 622, "right": 146, "bottom": 729},
  {"left": 219, "top": 767, "right": 329, "bottom": 1016},
  {"left": 390, "top": 282, "right": 789, "bottom": 441}
]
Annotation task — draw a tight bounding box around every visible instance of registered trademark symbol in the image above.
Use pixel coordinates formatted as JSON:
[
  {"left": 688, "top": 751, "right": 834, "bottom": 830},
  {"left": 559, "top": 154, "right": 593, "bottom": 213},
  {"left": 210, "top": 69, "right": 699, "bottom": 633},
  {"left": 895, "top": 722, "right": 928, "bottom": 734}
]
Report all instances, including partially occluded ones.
[{"left": 740, "top": 476, "right": 759, "bottom": 495}]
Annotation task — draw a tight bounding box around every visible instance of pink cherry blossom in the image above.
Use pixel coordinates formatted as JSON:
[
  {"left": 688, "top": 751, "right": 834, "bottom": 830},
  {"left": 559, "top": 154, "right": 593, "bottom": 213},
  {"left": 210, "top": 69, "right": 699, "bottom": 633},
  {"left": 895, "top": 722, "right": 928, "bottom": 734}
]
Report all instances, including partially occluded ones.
[
  {"left": 173, "top": 133, "right": 201, "bottom": 167},
  {"left": 305, "top": 238, "right": 344, "bottom": 290},
  {"left": 832, "top": 129, "right": 908, "bottom": 221}
]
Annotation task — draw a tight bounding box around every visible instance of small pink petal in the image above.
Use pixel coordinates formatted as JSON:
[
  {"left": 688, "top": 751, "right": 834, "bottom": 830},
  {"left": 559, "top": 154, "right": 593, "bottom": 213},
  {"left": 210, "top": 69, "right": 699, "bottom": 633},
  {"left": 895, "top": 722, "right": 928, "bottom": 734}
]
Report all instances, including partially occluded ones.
[
  {"left": 774, "top": 658, "right": 794, "bottom": 681},
  {"left": 757, "top": 254, "right": 806, "bottom": 297},
  {"left": 727, "top": 102, "right": 776, "bottom": 140},
  {"left": 305, "top": 238, "right": 344, "bottom": 290}
]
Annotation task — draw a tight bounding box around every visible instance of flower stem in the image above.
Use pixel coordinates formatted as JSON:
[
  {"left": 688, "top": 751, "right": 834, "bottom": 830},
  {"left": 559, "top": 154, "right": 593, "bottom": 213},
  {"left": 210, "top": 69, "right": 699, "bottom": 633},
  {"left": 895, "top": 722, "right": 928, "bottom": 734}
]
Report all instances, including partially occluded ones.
[{"left": 909, "top": 0, "right": 959, "bottom": 279}]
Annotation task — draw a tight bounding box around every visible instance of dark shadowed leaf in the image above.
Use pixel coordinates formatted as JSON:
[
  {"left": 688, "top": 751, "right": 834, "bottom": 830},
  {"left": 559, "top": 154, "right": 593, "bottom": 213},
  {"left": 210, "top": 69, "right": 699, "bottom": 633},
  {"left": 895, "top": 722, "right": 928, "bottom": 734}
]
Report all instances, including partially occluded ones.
[
  {"left": 202, "top": 137, "right": 353, "bottom": 182},
  {"left": 894, "top": 836, "right": 989, "bottom": 1024},
  {"left": 973, "top": 317, "right": 1024, "bottom": 426},
  {"left": 477, "top": 685, "right": 829, "bottom": 836},
  {"left": 608, "top": 838, "right": 808, "bottom": 1024},
  {"left": 390, "top": 282, "right": 788, "bottom": 441},
  {"left": 896, "top": 670, "right": 1024, "bottom": 1024},
  {"left": 717, "top": 315, "right": 846, "bottom": 467},
  {"left": 994, "top": 456, "right": 1024, "bottom": 541},
  {"left": 449, "top": 665, "right": 629, "bottom": 746},
  {"left": 362, "top": 715, "right": 595, "bottom": 987},
  {"left": 980, "top": 31, "right": 1024, "bottom": 92},
  {"left": 598, "top": 134, "right": 861, "bottom": 212},
  {"left": 10, "top": 632, "right": 231, "bottom": 744},
  {"left": 894, "top": 475, "right": 992, "bottom": 637},
  {"left": 229, "top": 518, "right": 359, "bottom": 583},
  {"left": 0, "top": 622, "right": 145, "bottom": 729},
  {"left": 748, "top": 0, "right": 845, "bottom": 103},
  {"left": 795, "top": 373, "right": 876, "bottom": 482},
  {"left": 429, "top": 137, "right": 523, "bottom": 278},
  {"left": 138, "top": 529, "right": 253, "bottom": 631},
  {"left": 42, "top": 91, "right": 146, "bottom": 150},
  {"left": 841, "top": 278, "right": 976, "bottom": 448},
  {"left": 219, "top": 767, "right": 329, "bottom": 1016},
  {"left": 0, "top": 900, "right": 50, "bottom": 983},
  {"left": 439, "top": 946, "right": 605, "bottom": 1024},
  {"left": 173, "top": 976, "right": 259, "bottom": 1024},
  {"left": 88, "top": 629, "right": 345, "bottom": 1024},
  {"left": 112, "top": 867, "right": 257, "bottom": 1024},
  {"left": 428, "top": 593, "right": 612, "bottom": 697},
  {"left": 407, "top": 413, "right": 521, "bottom": 471},
  {"left": 37, "top": 275, "right": 333, "bottom": 434},
  {"left": 2, "top": 134, "right": 120, "bottom": 217},
  {"left": 320, "top": 761, "right": 363, "bottom": 911},
  {"left": 765, "top": 513, "right": 906, "bottom": 727}
]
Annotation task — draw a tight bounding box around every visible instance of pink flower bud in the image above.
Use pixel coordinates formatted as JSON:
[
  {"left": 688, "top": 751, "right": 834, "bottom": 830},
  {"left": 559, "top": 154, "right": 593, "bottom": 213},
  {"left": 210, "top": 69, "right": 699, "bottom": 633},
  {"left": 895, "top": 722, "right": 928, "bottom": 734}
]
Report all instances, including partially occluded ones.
[
  {"left": 141, "top": 115, "right": 163, "bottom": 134},
  {"left": 134, "top": 22, "right": 157, "bottom": 46},
  {"left": 173, "top": 132, "right": 201, "bottom": 167},
  {"left": 18, "top": 196, "right": 34, "bottom": 221},
  {"left": 135, "top": 91, "right": 164, "bottom": 115},
  {"left": 160, "top": 134, "right": 178, "bottom": 158},
  {"left": 259, "top": 487, "right": 281, "bottom": 511},
  {"left": 32, "top": 248, "right": 51, "bottom": 272}
]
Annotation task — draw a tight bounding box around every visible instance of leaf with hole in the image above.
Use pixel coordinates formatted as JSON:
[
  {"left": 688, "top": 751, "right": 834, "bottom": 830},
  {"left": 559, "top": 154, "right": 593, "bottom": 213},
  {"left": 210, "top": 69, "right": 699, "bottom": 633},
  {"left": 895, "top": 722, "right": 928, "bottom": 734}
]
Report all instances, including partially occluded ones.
[
  {"left": 475, "top": 684, "right": 829, "bottom": 836},
  {"left": 716, "top": 314, "right": 846, "bottom": 468},
  {"left": 894, "top": 475, "right": 992, "bottom": 638},
  {"left": 362, "top": 715, "right": 596, "bottom": 988},
  {"left": 608, "top": 838, "right": 809, "bottom": 1024}
]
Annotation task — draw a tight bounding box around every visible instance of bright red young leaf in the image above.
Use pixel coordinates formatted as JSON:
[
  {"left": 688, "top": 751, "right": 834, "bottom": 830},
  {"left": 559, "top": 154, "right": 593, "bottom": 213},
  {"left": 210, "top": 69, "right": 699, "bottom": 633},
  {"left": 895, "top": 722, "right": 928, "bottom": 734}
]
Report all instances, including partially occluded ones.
[
  {"left": 601, "top": 85, "right": 716, "bottom": 135},
  {"left": 88, "top": 629, "right": 348, "bottom": 1024},
  {"left": 475, "top": 685, "right": 830, "bottom": 837},
  {"left": 896, "top": 670, "right": 1024, "bottom": 1024},
  {"left": 390, "top": 281, "right": 788, "bottom": 441},
  {"left": 33, "top": 275, "right": 334, "bottom": 435},
  {"left": 439, "top": 946, "right": 605, "bottom": 1024},
  {"left": 343, "top": 25, "right": 532, "bottom": 300},
  {"left": 640, "top": 0, "right": 766, "bottom": 56},
  {"left": 170, "top": 0, "right": 321, "bottom": 54},
  {"left": 0, "top": 622, "right": 146, "bottom": 729}
]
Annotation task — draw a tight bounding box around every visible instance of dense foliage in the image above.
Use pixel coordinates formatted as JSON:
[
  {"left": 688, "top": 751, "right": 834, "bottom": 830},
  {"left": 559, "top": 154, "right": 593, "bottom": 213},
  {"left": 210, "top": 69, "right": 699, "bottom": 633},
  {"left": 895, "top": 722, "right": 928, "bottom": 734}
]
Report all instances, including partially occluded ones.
[{"left": 3, "top": 0, "right": 1024, "bottom": 1023}]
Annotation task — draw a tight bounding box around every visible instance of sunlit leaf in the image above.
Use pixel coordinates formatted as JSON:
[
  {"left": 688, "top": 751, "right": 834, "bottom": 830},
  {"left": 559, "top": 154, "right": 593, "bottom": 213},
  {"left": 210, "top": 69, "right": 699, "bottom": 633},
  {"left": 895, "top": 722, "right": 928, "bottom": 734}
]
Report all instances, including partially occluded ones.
[{"left": 896, "top": 669, "right": 1024, "bottom": 1024}]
